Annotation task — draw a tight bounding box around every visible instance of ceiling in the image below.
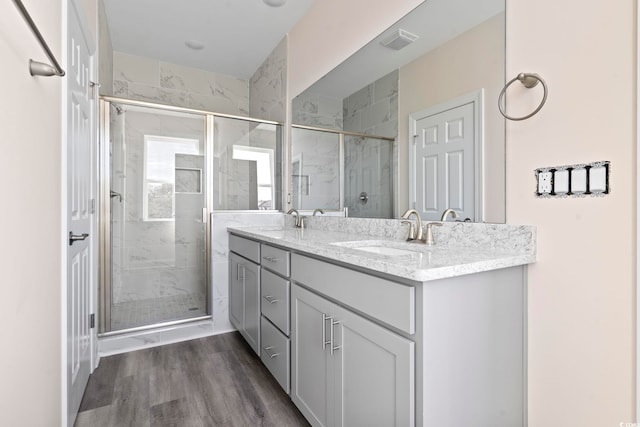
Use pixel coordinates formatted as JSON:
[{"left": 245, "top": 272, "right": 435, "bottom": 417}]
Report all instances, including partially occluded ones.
[{"left": 103, "top": 0, "right": 315, "bottom": 80}]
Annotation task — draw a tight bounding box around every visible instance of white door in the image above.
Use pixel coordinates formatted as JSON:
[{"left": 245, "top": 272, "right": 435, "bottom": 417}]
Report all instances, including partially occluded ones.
[
  {"left": 410, "top": 93, "right": 482, "bottom": 221},
  {"left": 67, "top": 3, "right": 94, "bottom": 425}
]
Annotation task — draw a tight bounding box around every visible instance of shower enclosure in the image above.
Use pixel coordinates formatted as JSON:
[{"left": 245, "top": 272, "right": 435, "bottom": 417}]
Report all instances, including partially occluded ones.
[
  {"left": 291, "top": 125, "right": 394, "bottom": 217},
  {"left": 100, "top": 98, "right": 281, "bottom": 334}
]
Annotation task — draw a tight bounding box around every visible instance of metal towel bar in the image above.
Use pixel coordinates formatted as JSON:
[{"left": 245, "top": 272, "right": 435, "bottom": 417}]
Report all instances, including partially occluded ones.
[{"left": 12, "top": 0, "right": 65, "bottom": 77}]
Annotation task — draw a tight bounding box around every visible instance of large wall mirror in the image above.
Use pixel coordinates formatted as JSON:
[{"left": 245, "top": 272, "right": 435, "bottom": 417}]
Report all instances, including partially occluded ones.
[{"left": 291, "top": 0, "right": 505, "bottom": 223}]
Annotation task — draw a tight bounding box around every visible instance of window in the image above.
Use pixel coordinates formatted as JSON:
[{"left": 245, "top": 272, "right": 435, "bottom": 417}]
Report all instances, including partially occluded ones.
[
  {"left": 232, "top": 145, "right": 274, "bottom": 210},
  {"left": 143, "top": 135, "right": 199, "bottom": 220}
]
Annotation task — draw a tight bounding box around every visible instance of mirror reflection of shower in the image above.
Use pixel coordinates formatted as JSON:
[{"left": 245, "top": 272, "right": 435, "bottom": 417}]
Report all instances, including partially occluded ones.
[{"left": 290, "top": 125, "right": 394, "bottom": 217}]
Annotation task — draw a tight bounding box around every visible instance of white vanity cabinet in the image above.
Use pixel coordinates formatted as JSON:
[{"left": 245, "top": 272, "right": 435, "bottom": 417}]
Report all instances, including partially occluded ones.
[{"left": 229, "top": 236, "right": 261, "bottom": 355}]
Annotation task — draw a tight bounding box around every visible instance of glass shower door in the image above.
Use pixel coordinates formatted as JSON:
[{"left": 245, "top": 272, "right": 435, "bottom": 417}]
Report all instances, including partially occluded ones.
[{"left": 107, "top": 103, "right": 208, "bottom": 332}]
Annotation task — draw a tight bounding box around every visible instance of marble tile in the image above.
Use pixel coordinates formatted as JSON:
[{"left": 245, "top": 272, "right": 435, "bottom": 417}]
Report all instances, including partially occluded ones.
[
  {"left": 126, "top": 83, "right": 191, "bottom": 108},
  {"left": 346, "top": 84, "right": 373, "bottom": 117},
  {"left": 98, "top": 319, "right": 216, "bottom": 357},
  {"left": 213, "top": 297, "right": 234, "bottom": 333},
  {"left": 373, "top": 120, "right": 398, "bottom": 139},
  {"left": 292, "top": 92, "right": 319, "bottom": 115},
  {"left": 317, "top": 95, "right": 343, "bottom": 119},
  {"left": 113, "top": 80, "right": 128, "bottom": 97},
  {"left": 343, "top": 111, "right": 362, "bottom": 132},
  {"left": 188, "top": 92, "right": 242, "bottom": 115},
  {"left": 114, "top": 51, "right": 159, "bottom": 86},
  {"left": 361, "top": 100, "right": 390, "bottom": 132},
  {"left": 374, "top": 70, "right": 399, "bottom": 102},
  {"left": 212, "top": 261, "right": 229, "bottom": 300},
  {"left": 159, "top": 62, "right": 215, "bottom": 95},
  {"left": 250, "top": 37, "right": 286, "bottom": 122},
  {"left": 293, "top": 112, "right": 343, "bottom": 129}
]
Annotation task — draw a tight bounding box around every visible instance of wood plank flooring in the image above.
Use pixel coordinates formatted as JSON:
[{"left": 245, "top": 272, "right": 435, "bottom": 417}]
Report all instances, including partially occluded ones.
[{"left": 75, "top": 332, "right": 309, "bottom": 427}]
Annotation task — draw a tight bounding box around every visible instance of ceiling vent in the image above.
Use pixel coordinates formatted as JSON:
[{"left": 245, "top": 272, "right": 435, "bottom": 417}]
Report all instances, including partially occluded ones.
[{"left": 380, "top": 29, "right": 419, "bottom": 51}]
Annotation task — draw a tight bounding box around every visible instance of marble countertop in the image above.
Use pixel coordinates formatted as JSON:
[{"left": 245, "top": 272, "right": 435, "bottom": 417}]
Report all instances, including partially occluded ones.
[{"left": 227, "top": 225, "right": 536, "bottom": 283}]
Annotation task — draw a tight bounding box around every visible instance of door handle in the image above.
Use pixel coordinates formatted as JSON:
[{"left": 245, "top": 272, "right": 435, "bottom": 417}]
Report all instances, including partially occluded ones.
[
  {"left": 236, "top": 263, "right": 245, "bottom": 281},
  {"left": 69, "top": 232, "right": 89, "bottom": 246}
]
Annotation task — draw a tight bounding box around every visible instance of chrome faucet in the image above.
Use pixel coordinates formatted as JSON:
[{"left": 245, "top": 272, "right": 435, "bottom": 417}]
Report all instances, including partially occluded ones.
[
  {"left": 313, "top": 208, "right": 325, "bottom": 216},
  {"left": 401, "top": 209, "right": 423, "bottom": 242},
  {"left": 287, "top": 208, "right": 304, "bottom": 228},
  {"left": 440, "top": 208, "right": 458, "bottom": 222}
]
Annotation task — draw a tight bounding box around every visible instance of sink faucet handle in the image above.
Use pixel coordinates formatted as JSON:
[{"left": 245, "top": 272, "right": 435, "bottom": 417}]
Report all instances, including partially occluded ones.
[
  {"left": 424, "top": 222, "right": 443, "bottom": 246},
  {"left": 401, "top": 220, "right": 416, "bottom": 241}
]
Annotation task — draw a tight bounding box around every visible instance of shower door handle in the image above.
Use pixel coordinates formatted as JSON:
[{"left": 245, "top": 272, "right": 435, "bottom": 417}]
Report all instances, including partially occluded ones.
[{"left": 69, "top": 232, "right": 89, "bottom": 245}]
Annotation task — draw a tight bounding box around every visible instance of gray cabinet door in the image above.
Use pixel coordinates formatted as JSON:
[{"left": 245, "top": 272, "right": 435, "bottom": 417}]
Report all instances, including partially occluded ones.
[
  {"left": 332, "top": 304, "right": 415, "bottom": 427},
  {"left": 243, "top": 259, "right": 261, "bottom": 355},
  {"left": 291, "top": 284, "right": 333, "bottom": 427},
  {"left": 229, "top": 252, "right": 261, "bottom": 355},
  {"left": 229, "top": 253, "right": 244, "bottom": 331}
]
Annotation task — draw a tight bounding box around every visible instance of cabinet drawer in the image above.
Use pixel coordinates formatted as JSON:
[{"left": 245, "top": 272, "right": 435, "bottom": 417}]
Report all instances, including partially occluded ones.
[
  {"left": 229, "top": 234, "right": 261, "bottom": 264},
  {"left": 261, "top": 244, "right": 290, "bottom": 277},
  {"left": 261, "top": 316, "right": 290, "bottom": 395},
  {"left": 261, "top": 269, "right": 290, "bottom": 335},
  {"left": 291, "top": 253, "right": 415, "bottom": 334}
]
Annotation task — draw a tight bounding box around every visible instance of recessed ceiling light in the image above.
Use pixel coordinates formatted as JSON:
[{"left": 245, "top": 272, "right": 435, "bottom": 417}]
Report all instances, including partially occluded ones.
[
  {"left": 263, "top": 0, "right": 286, "bottom": 7},
  {"left": 185, "top": 39, "right": 205, "bottom": 50}
]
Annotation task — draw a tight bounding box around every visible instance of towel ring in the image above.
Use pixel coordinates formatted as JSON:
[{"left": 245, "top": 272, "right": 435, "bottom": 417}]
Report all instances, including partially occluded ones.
[{"left": 498, "top": 73, "right": 548, "bottom": 121}]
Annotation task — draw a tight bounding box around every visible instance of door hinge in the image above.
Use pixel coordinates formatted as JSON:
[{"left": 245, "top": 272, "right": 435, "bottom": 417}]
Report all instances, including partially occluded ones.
[
  {"left": 90, "top": 198, "right": 96, "bottom": 214},
  {"left": 413, "top": 135, "right": 419, "bottom": 144},
  {"left": 90, "top": 313, "right": 95, "bottom": 329}
]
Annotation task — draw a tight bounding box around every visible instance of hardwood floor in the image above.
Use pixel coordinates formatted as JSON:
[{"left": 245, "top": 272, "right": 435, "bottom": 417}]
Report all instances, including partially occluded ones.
[{"left": 75, "top": 332, "right": 309, "bottom": 427}]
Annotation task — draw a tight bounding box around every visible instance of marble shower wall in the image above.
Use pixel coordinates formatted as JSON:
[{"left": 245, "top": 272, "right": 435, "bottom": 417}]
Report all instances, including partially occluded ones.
[
  {"left": 291, "top": 127, "right": 341, "bottom": 210},
  {"left": 342, "top": 70, "right": 398, "bottom": 138},
  {"left": 292, "top": 91, "right": 343, "bottom": 129},
  {"left": 344, "top": 136, "right": 393, "bottom": 218},
  {"left": 250, "top": 37, "right": 287, "bottom": 122},
  {"left": 342, "top": 70, "right": 397, "bottom": 218},
  {"left": 113, "top": 51, "right": 249, "bottom": 115}
]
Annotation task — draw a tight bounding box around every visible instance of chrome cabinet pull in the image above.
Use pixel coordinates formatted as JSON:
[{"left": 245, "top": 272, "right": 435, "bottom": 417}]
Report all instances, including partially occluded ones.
[
  {"left": 322, "top": 314, "right": 333, "bottom": 349},
  {"left": 263, "top": 346, "right": 280, "bottom": 359},
  {"left": 69, "top": 232, "right": 89, "bottom": 246},
  {"left": 263, "top": 295, "right": 279, "bottom": 304},
  {"left": 330, "top": 319, "right": 342, "bottom": 355},
  {"left": 262, "top": 256, "right": 279, "bottom": 263}
]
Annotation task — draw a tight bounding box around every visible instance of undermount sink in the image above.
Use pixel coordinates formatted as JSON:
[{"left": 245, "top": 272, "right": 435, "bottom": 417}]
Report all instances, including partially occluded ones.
[
  {"left": 332, "top": 240, "right": 428, "bottom": 257},
  {"left": 349, "top": 246, "right": 418, "bottom": 256}
]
